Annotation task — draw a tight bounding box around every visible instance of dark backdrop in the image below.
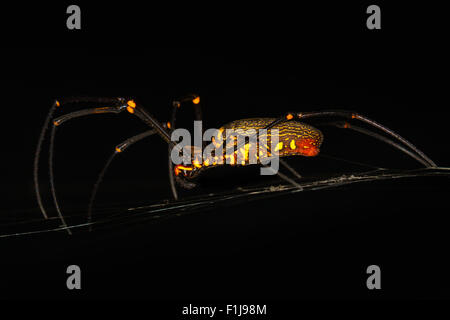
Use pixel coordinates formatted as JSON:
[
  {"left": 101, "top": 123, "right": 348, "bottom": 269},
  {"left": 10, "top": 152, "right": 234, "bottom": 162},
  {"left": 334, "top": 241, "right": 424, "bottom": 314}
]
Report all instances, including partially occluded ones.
[{"left": 0, "top": 2, "right": 449, "bottom": 307}]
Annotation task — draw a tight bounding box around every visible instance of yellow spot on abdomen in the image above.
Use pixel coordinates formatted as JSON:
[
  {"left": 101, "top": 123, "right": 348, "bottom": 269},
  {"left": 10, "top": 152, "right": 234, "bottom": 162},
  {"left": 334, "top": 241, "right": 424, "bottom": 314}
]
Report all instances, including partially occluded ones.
[
  {"left": 275, "top": 142, "right": 283, "bottom": 152},
  {"left": 290, "top": 140, "right": 296, "bottom": 150}
]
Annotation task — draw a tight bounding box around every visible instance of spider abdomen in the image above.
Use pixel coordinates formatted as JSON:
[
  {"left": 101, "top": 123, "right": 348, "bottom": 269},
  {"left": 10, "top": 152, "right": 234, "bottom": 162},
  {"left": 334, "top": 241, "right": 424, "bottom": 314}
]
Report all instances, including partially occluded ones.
[
  {"left": 219, "top": 118, "right": 324, "bottom": 159},
  {"left": 174, "top": 118, "right": 324, "bottom": 177}
]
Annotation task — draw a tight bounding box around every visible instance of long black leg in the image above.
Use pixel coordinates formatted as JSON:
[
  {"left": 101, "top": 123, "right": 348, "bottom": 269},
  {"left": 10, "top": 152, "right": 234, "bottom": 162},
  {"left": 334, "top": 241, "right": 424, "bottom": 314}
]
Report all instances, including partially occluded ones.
[
  {"left": 167, "top": 94, "right": 202, "bottom": 199},
  {"left": 54, "top": 99, "right": 174, "bottom": 145},
  {"left": 35, "top": 97, "right": 174, "bottom": 234},
  {"left": 34, "top": 98, "right": 126, "bottom": 221},
  {"left": 303, "top": 111, "right": 436, "bottom": 167},
  {"left": 41, "top": 104, "right": 129, "bottom": 230},
  {"left": 53, "top": 106, "right": 125, "bottom": 125},
  {"left": 34, "top": 100, "right": 58, "bottom": 220},
  {"left": 132, "top": 105, "right": 174, "bottom": 145},
  {"left": 49, "top": 125, "right": 71, "bottom": 234},
  {"left": 321, "top": 121, "right": 431, "bottom": 167},
  {"left": 279, "top": 158, "right": 302, "bottom": 179},
  {"left": 50, "top": 98, "right": 172, "bottom": 143},
  {"left": 262, "top": 164, "right": 303, "bottom": 189},
  {"left": 88, "top": 130, "right": 157, "bottom": 230},
  {"left": 263, "top": 110, "right": 436, "bottom": 168},
  {"left": 59, "top": 97, "right": 127, "bottom": 104}
]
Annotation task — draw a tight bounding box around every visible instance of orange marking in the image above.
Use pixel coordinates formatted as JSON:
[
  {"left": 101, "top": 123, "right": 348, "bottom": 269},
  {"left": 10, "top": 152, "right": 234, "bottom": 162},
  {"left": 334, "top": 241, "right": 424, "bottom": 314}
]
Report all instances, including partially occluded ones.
[
  {"left": 55, "top": 100, "right": 60, "bottom": 107},
  {"left": 115, "top": 147, "right": 122, "bottom": 153},
  {"left": 176, "top": 165, "right": 194, "bottom": 171},
  {"left": 351, "top": 113, "right": 357, "bottom": 119},
  {"left": 286, "top": 114, "right": 294, "bottom": 120},
  {"left": 193, "top": 160, "right": 202, "bottom": 168},
  {"left": 295, "top": 139, "right": 320, "bottom": 157},
  {"left": 167, "top": 122, "right": 171, "bottom": 129},
  {"left": 126, "top": 100, "right": 136, "bottom": 114},
  {"left": 192, "top": 96, "right": 200, "bottom": 104},
  {"left": 174, "top": 165, "right": 195, "bottom": 176}
]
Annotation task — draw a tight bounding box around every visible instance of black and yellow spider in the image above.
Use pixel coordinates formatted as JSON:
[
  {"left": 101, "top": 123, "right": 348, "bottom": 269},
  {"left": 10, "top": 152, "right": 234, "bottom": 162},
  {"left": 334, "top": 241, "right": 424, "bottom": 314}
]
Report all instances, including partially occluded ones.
[{"left": 34, "top": 95, "right": 436, "bottom": 234}]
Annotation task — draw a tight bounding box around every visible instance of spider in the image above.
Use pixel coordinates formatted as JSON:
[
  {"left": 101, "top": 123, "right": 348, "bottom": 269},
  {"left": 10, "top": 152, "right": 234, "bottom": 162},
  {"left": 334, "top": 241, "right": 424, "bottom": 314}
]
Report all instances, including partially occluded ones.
[{"left": 34, "top": 95, "right": 437, "bottom": 234}]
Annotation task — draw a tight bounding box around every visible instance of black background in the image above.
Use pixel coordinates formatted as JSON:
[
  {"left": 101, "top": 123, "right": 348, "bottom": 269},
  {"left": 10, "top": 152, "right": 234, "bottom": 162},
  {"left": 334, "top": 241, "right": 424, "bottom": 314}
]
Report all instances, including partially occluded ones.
[{"left": 0, "top": 1, "right": 449, "bottom": 309}]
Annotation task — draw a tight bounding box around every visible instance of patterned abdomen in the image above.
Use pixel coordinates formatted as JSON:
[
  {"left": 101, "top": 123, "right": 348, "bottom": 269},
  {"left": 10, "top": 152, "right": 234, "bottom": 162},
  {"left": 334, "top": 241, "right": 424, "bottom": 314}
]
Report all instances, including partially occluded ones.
[{"left": 220, "top": 118, "right": 324, "bottom": 158}]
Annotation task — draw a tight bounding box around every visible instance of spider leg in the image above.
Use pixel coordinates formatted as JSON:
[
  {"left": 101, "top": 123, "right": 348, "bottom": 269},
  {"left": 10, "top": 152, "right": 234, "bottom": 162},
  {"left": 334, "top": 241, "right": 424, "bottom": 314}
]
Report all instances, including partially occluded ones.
[
  {"left": 279, "top": 158, "right": 302, "bottom": 179},
  {"left": 35, "top": 98, "right": 174, "bottom": 234},
  {"left": 34, "top": 98, "right": 126, "bottom": 221},
  {"left": 320, "top": 121, "right": 431, "bottom": 167},
  {"left": 264, "top": 110, "right": 436, "bottom": 168},
  {"left": 49, "top": 125, "right": 71, "bottom": 234},
  {"left": 43, "top": 104, "right": 129, "bottom": 233},
  {"left": 167, "top": 94, "right": 202, "bottom": 199},
  {"left": 87, "top": 129, "right": 157, "bottom": 230},
  {"left": 262, "top": 164, "right": 303, "bottom": 189},
  {"left": 34, "top": 100, "right": 58, "bottom": 220}
]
